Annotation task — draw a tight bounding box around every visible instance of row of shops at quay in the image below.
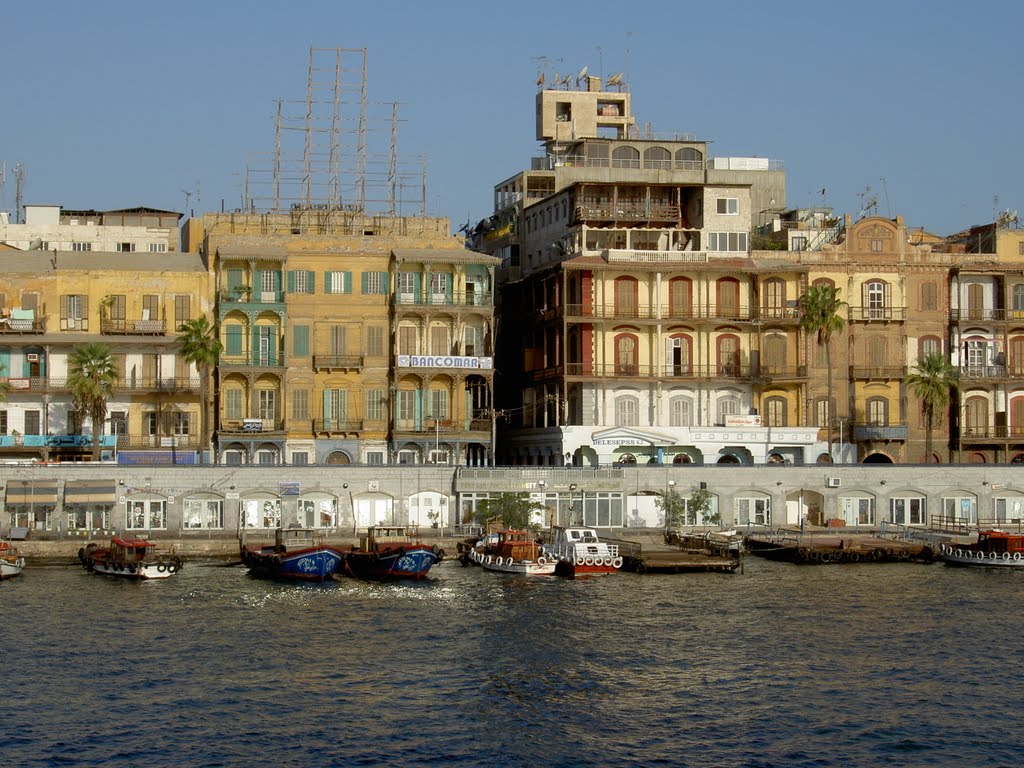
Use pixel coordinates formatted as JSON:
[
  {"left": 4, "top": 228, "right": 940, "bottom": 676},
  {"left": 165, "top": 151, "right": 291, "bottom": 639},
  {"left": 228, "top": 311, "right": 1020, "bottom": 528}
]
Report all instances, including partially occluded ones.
[{"left": 1, "top": 464, "right": 1019, "bottom": 542}]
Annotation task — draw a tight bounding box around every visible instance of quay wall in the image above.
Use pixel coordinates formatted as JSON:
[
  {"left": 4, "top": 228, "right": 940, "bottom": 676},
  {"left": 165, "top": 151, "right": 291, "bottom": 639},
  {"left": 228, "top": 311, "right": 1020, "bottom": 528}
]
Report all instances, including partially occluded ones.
[{"left": 2, "top": 464, "right": 1017, "bottom": 557}]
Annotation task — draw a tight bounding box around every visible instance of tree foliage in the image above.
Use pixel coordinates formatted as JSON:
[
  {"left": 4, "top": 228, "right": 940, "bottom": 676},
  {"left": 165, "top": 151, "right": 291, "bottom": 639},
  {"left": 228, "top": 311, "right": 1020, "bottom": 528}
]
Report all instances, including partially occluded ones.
[
  {"left": 474, "top": 492, "right": 545, "bottom": 531},
  {"left": 67, "top": 342, "right": 116, "bottom": 461},
  {"left": 657, "top": 486, "right": 720, "bottom": 529},
  {"left": 906, "top": 352, "right": 959, "bottom": 462},
  {"left": 177, "top": 316, "right": 223, "bottom": 464}
]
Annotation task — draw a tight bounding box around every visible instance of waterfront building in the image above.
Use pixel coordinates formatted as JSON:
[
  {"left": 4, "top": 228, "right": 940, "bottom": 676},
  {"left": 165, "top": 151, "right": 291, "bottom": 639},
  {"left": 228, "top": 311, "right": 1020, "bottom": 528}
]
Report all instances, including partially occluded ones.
[
  {"left": 0, "top": 204, "right": 180, "bottom": 253},
  {"left": 478, "top": 72, "right": 819, "bottom": 467},
  {"left": 189, "top": 211, "right": 499, "bottom": 467},
  {"left": 0, "top": 211, "right": 214, "bottom": 468}
]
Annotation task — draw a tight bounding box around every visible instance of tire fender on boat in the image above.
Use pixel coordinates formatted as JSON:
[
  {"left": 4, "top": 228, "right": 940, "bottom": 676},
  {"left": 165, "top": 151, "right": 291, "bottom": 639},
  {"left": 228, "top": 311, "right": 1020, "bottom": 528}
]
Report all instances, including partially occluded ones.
[
  {"left": 612, "top": 557, "right": 623, "bottom": 569},
  {"left": 990, "top": 552, "right": 998, "bottom": 561},
  {"left": 1003, "top": 552, "right": 1011, "bottom": 561},
  {"left": 575, "top": 556, "right": 586, "bottom": 567},
  {"left": 1015, "top": 553, "right": 1022, "bottom": 562},
  {"left": 537, "top": 556, "right": 547, "bottom": 566},
  {"left": 157, "top": 563, "right": 167, "bottom": 573},
  {"left": 584, "top": 556, "right": 594, "bottom": 567}
]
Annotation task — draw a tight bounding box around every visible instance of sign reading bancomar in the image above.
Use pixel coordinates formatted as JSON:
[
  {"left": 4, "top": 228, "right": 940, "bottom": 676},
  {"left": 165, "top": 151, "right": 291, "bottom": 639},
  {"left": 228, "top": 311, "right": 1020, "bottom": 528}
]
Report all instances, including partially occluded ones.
[{"left": 397, "top": 355, "right": 493, "bottom": 370}]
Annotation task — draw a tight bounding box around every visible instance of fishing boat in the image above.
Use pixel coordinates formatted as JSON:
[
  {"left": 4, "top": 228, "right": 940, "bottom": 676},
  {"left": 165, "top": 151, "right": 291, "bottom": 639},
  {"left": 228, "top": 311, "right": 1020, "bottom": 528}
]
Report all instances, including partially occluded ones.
[
  {"left": 470, "top": 528, "right": 556, "bottom": 576},
  {"left": 544, "top": 525, "right": 622, "bottom": 577},
  {"left": 241, "top": 527, "right": 344, "bottom": 582},
  {"left": 341, "top": 525, "right": 442, "bottom": 580},
  {"left": 0, "top": 540, "right": 26, "bottom": 579},
  {"left": 940, "top": 528, "right": 1024, "bottom": 568},
  {"left": 79, "top": 537, "right": 182, "bottom": 580}
]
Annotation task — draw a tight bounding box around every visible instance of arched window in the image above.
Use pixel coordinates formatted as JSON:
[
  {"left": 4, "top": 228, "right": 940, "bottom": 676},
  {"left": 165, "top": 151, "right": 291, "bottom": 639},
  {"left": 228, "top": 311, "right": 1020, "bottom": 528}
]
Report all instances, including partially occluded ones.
[
  {"left": 667, "top": 335, "right": 691, "bottom": 376},
  {"left": 614, "top": 276, "right": 638, "bottom": 318},
  {"left": 669, "top": 396, "right": 692, "bottom": 426},
  {"left": 1010, "top": 336, "right": 1024, "bottom": 375},
  {"left": 813, "top": 277, "right": 835, "bottom": 291},
  {"left": 669, "top": 277, "right": 692, "bottom": 317},
  {"left": 675, "top": 147, "right": 704, "bottom": 170},
  {"left": 763, "top": 334, "right": 787, "bottom": 372},
  {"left": 966, "top": 283, "right": 984, "bottom": 320},
  {"left": 614, "top": 395, "right": 639, "bottom": 426},
  {"left": 765, "top": 396, "right": 787, "bottom": 427},
  {"left": 866, "top": 397, "right": 888, "bottom": 426},
  {"left": 612, "top": 146, "right": 640, "bottom": 169},
  {"left": 762, "top": 278, "right": 786, "bottom": 318},
  {"left": 643, "top": 146, "right": 671, "bottom": 169},
  {"left": 1013, "top": 284, "right": 1024, "bottom": 314},
  {"left": 864, "top": 280, "right": 889, "bottom": 319},
  {"left": 615, "top": 333, "right": 638, "bottom": 376},
  {"left": 965, "top": 396, "right": 988, "bottom": 437},
  {"left": 1010, "top": 397, "right": 1024, "bottom": 437},
  {"left": 717, "top": 394, "right": 740, "bottom": 425},
  {"left": 717, "top": 334, "right": 740, "bottom": 376},
  {"left": 717, "top": 277, "right": 740, "bottom": 318}
]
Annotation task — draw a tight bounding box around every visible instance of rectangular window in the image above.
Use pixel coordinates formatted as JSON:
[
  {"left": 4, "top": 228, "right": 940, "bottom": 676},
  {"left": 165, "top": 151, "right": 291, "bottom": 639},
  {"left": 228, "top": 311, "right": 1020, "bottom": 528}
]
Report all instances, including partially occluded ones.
[
  {"left": 362, "top": 271, "right": 388, "bottom": 294},
  {"left": 397, "top": 391, "right": 416, "bottom": 423},
  {"left": 0, "top": 411, "right": 7, "bottom": 434},
  {"left": 791, "top": 236, "right": 807, "bottom": 252},
  {"left": 116, "top": 242, "right": 136, "bottom": 253},
  {"left": 366, "top": 390, "right": 385, "bottom": 421},
  {"left": 72, "top": 242, "right": 92, "bottom": 252},
  {"left": 716, "top": 198, "right": 738, "bottom": 215},
  {"left": 148, "top": 243, "right": 167, "bottom": 253},
  {"left": 24, "top": 411, "right": 41, "bottom": 435},
  {"left": 292, "top": 325, "right": 310, "bottom": 357},
  {"left": 225, "top": 390, "right": 244, "bottom": 420},
  {"left": 430, "top": 326, "right": 450, "bottom": 356},
  {"left": 427, "top": 389, "right": 449, "bottom": 419},
  {"left": 326, "top": 271, "right": 352, "bottom": 294},
  {"left": 398, "top": 272, "right": 417, "bottom": 299},
  {"left": 291, "top": 389, "right": 310, "bottom": 420},
  {"left": 291, "top": 452, "right": 309, "bottom": 466},
  {"left": 398, "top": 326, "right": 417, "bottom": 355},
  {"left": 708, "top": 232, "right": 747, "bottom": 252},
  {"left": 173, "top": 412, "right": 192, "bottom": 436},
  {"left": 225, "top": 325, "right": 243, "bottom": 355},
  {"left": 329, "top": 325, "right": 346, "bottom": 355},
  {"left": 61, "top": 294, "right": 87, "bottom": 330},
  {"left": 108, "top": 295, "right": 126, "bottom": 321},
  {"left": 174, "top": 295, "right": 191, "bottom": 324},
  {"left": 183, "top": 499, "right": 224, "bottom": 529},
  {"left": 366, "top": 451, "right": 385, "bottom": 465},
  {"left": 430, "top": 272, "right": 449, "bottom": 301},
  {"left": 870, "top": 239, "right": 884, "bottom": 252},
  {"left": 142, "top": 295, "right": 160, "bottom": 321},
  {"left": 258, "top": 390, "right": 276, "bottom": 421},
  {"left": 367, "top": 326, "right": 385, "bottom": 357},
  {"left": 288, "top": 270, "right": 314, "bottom": 294},
  {"left": 920, "top": 282, "right": 937, "bottom": 311}
]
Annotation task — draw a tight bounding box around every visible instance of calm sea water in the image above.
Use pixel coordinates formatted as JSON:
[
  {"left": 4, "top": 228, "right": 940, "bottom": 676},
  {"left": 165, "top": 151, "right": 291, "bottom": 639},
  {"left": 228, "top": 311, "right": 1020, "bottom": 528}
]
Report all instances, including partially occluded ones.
[{"left": 2, "top": 556, "right": 1023, "bottom": 767}]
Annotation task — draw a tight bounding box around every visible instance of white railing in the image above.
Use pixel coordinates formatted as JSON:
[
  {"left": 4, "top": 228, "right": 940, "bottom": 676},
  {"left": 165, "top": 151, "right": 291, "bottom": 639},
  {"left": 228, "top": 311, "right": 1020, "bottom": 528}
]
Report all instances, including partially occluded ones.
[{"left": 605, "top": 249, "right": 709, "bottom": 264}]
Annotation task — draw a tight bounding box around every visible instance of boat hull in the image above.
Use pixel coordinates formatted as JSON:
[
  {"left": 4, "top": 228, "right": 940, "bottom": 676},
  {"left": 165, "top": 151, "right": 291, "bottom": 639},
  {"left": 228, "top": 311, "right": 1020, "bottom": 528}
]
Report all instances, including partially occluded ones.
[
  {"left": 243, "top": 546, "right": 344, "bottom": 581},
  {"left": 553, "top": 554, "right": 622, "bottom": 577},
  {"left": 1, "top": 557, "right": 25, "bottom": 579},
  {"left": 941, "top": 545, "right": 1024, "bottom": 568},
  {"left": 342, "top": 546, "right": 440, "bottom": 580},
  {"left": 90, "top": 559, "right": 181, "bottom": 580},
  {"left": 471, "top": 549, "right": 556, "bottom": 576}
]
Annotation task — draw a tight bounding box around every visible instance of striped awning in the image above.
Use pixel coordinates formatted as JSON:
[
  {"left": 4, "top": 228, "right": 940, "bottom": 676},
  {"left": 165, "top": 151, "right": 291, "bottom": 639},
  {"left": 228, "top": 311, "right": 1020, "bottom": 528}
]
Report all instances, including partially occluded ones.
[
  {"left": 63, "top": 479, "right": 117, "bottom": 504},
  {"left": 5, "top": 480, "right": 59, "bottom": 504}
]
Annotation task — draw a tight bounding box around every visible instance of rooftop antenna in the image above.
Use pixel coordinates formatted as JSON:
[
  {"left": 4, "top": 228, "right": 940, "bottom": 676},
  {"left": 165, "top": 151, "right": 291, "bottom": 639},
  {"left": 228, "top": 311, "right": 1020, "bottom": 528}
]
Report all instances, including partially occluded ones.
[
  {"left": 575, "top": 65, "right": 588, "bottom": 87},
  {"left": 13, "top": 163, "right": 25, "bottom": 224},
  {"left": 530, "top": 55, "right": 562, "bottom": 87},
  {"left": 606, "top": 72, "right": 624, "bottom": 88},
  {"left": 879, "top": 176, "right": 891, "bottom": 217},
  {"left": 856, "top": 185, "right": 878, "bottom": 221}
]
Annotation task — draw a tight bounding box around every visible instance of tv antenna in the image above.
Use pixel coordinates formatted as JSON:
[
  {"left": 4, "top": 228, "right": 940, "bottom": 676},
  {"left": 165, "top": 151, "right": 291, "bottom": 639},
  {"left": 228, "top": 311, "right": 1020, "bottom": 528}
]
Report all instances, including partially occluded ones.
[
  {"left": 856, "top": 185, "right": 878, "bottom": 220},
  {"left": 530, "top": 55, "right": 562, "bottom": 86}
]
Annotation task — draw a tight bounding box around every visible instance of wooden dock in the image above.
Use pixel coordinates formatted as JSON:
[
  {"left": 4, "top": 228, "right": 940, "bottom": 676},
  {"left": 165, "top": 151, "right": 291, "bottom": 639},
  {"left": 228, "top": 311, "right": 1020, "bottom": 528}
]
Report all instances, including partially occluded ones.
[
  {"left": 745, "top": 532, "right": 936, "bottom": 565},
  {"left": 610, "top": 537, "right": 740, "bottom": 574}
]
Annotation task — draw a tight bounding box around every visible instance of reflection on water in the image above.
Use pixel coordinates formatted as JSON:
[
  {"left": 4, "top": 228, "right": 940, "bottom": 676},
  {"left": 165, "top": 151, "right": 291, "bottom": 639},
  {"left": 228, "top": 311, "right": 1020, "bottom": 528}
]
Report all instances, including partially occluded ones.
[{"left": 3, "top": 558, "right": 1024, "bottom": 767}]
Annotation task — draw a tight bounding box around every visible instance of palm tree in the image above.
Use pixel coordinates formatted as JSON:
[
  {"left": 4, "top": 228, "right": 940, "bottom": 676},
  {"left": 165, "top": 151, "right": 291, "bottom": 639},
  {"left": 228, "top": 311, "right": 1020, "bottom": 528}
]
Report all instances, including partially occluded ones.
[
  {"left": 906, "top": 352, "right": 959, "bottom": 462},
  {"left": 799, "top": 283, "right": 847, "bottom": 460},
  {"left": 67, "top": 342, "right": 117, "bottom": 461},
  {"left": 177, "top": 316, "right": 223, "bottom": 464}
]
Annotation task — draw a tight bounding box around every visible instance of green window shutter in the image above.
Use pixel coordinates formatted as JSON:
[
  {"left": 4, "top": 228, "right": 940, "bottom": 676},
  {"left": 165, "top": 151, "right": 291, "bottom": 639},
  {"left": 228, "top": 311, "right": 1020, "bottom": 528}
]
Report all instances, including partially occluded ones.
[
  {"left": 323, "top": 389, "right": 333, "bottom": 427},
  {"left": 307, "top": 271, "right": 315, "bottom": 293},
  {"left": 226, "top": 269, "right": 243, "bottom": 291},
  {"left": 382, "top": 273, "right": 390, "bottom": 294},
  {"left": 361, "top": 272, "right": 369, "bottom": 294},
  {"left": 287, "top": 271, "right": 296, "bottom": 293},
  {"left": 344, "top": 271, "right": 352, "bottom": 294},
  {"left": 225, "top": 326, "right": 243, "bottom": 355},
  {"left": 293, "top": 325, "right": 309, "bottom": 357},
  {"left": 414, "top": 272, "right": 422, "bottom": 301}
]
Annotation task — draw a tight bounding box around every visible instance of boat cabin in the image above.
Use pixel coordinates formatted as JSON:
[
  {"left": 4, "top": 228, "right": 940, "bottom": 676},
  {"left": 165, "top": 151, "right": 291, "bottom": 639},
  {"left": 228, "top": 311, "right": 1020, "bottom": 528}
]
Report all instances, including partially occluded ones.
[
  {"left": 361, "top": 526, "right": 416, "bottom": 553},
  {"left": 978, "top": 530, "right": 1024, "bottom": 555},
  {"left": 275, "top": 527, "right": 320, "bottom": 552},
  {"left": 110, "top": 537, "right": 154, "bottom": 562},
  {"left": 496, "top": 529, "right": 542, "bottom": 561}
]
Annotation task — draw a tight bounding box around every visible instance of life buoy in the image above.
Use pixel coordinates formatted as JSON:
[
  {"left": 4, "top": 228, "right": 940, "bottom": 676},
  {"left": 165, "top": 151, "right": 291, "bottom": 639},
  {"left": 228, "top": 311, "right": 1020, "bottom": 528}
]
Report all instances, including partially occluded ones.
[
  {"left": 496, "top": 556, "right": 505, "bottom": 567},
  {"left": 486, "top": 555, "right": 493, "bottom": 565},
  {"left": 575, "top": 556, "right": 586, "bottom": 567},
  {"left": 989, "top": 552, "right": 998, "bottom": 561},
  {"left": 603, "top": 558, "right": 612, "bottom": 567},
  {"left": 168, "top": 562, "right": 179, "bottom": 574},
  {"left": 584, "top": 557, "right": 594, "bottom": 567},
  {"left": 1015, "top": 553, "right": 1022, "bottom": 562},
  {"left": 537, "top": 556, "right": 547, "bottom": 565},
  {"left": 977, "top": 551, "right": 986, "bottom": 561},
  {"left": 1003, "top": 552, "right": 1011, "bottom": 561},
  {"left": 899, "top": 548, "right": 910, "bottom": 561},
  {"left": 612, "top": 557, "right": 623, "bottom": 569},
  {"left": 157, "top": 563, "right": 167, "bottom": 573}
]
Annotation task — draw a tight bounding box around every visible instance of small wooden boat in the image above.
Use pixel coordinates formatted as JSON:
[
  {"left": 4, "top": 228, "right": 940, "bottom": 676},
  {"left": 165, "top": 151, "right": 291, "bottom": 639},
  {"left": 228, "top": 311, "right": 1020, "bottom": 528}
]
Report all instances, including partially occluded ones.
[
  {"left": 0, "top": 540, "right": 26, "bottom": 579},
  {"left": 941, "top": 529, "right": 1024, "bottom": 568},
  {"left": 470, "top": 529, "right": 556, "bottom": 576},
  {"left": 544, "top": 526, "right": 622, "bottom": 577},
  {"left": 341, "top": 525, "right": 442, "bottom": 580},
  {"left": 79, "top": 537, "right": 182, "bottom": 580},
  {"left": 241, "top": 528, "right": 345, "bottom": 581}
]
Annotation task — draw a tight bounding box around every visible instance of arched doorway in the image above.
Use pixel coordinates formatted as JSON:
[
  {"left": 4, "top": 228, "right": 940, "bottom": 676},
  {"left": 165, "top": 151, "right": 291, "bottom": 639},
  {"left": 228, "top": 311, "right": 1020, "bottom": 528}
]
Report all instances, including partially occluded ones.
[
  {"left": 717, "top": 454, "right": 740, "bottom": 464},
  {"left": 326, "top": 451, "right": 351, "bottom": 465},
  {"left": 863, "top": 452, "right": 894, "bottom": 464}
]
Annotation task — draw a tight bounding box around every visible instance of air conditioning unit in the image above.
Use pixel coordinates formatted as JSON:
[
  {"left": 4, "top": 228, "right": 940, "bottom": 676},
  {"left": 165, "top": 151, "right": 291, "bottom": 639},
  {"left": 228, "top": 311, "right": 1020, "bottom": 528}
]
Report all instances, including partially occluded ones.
[
  {"left": 826, "top": 477, "right": 841, "bottom": 488},
  {"left": 26, "top": 353, "right": 39, "bottom": 362}
]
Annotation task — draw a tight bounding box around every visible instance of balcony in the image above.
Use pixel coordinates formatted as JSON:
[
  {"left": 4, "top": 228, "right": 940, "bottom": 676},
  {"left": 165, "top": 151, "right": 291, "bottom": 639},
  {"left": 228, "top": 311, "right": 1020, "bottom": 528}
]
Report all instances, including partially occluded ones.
[
  {"left": 112, "top": 434, "right": 200, "bottom": 449},
  {"left": 0, "top": 317, "right": 45, "bottom": 334},
  {"left": 951, "top": 308, "right": 1024, "bottom": 322},
  {"left": 100, "top": 318, "right": 167, "bottom": 335},
  {"left": 852, "top": 423, "right": 909, "bottom": 441},
  {"left": 960, "top": 426, "right": 1024, "bottom": 442},
  {"left": 849, "top": 366, "right": 906, "bottom": 380},
  {"left": 575, "top": 202, "right": 680, "bottom": 222},
  {"left": 218, "top": 290, "right": 285, "bottom": 308},
  {"left": 561, "top": 363, "right": 755, "bottom": 380},
  {"left": 603, "top": 248, "right": 708, "bottom": 265},
  {"left": 960, "top": 365, "right": 1017, "bottom": 381},
  {"left": 313, "top": 355, "right": 364, "bottom": 371},
  {"left": 848, "top": 306, "right": 907, "bottom": 322},
  {"left": 218, "top": 419, "right": 284, "bottom": 435},
  {"left": 313, "top": 418, "right": 364, "bottom": 434},
  {"left": 114, "top": 376, "right": 201, "bottom": 392},
  {"left": 219, "top": 353, "right": 286, "bottom": 368},
  {"left": 563, "top": 303, "right": 758, "bottom": 322},
  {"left": 392, "top": 291, "right": 494, "bottom": 308}
]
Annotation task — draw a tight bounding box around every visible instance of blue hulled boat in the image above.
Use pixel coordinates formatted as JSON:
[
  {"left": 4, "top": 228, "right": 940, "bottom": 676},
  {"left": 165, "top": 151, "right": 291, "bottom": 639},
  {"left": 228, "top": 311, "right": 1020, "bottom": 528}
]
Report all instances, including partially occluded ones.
[
  {"left": 241, "top": 528, "right": 345, "bottom": 582},
  {"left": 340, "top": 525, "right": 443, "bottom": 580}
]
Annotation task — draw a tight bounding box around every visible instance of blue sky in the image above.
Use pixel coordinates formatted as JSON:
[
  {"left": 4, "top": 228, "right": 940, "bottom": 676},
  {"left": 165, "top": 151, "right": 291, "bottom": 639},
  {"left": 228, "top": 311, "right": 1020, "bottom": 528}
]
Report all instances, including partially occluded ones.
[{"left": 2, "top": 0, "right": 1021, "bottom": 236}]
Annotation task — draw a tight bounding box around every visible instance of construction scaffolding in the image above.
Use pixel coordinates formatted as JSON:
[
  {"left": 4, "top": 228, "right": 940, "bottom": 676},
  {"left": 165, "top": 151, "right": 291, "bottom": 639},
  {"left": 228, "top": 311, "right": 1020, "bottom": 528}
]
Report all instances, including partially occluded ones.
[{"left": 242, "top": 46, "right": 427, "bottom": 217}]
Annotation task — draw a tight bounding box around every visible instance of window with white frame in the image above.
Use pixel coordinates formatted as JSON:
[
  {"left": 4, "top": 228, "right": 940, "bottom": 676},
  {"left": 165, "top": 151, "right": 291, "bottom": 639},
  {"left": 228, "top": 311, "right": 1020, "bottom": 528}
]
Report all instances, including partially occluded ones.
[
  {"left": 291, "top": 452, "right": 309, "bottom": 465},
  {"left": 326, "top": 271, "right": 352, "bottom": 294},
  {"left": 942, "top": 495, "right": 977, "bottom": 524},
  {"left": 669, "top": 396, "right": 692, "bottom": 427},
  {"left": 183, "top": 498, "right": 224, "bottom": 529},
  {"left": 298, "top": 497, "right": 337, "bottom": 528},
  {"left": 708, "top": 232, "right": 747, "bottom": 252},
  {"left": 398, "top": 449, "right": 418, "bottom": 465},
  {"left": 258, "top": 390, "right": 276, "bottom": 421},
  {"left": 173, "top": 412, "right": 192, "bottom": 436},
  {"left": 735, "top": 495, "right": 770, "bottom": 526},
  {"left": 427, "top": 389, "right": 449, "bottom": 419},
  {"left": 363, "top": 271, "right": 387, "bottom": 294},
  {"left": 716, "top": 198, "right": 738, "bottom": 215},
  {"left": 366, "top": 390, "right": 385, "bottom": 421},
  {"left": 615, "top": 395, "right": 639, "bottom": 426},
  {"left": 127, "top": 499, "right": 166, "bottom": 530},
  {"left": 225, "top": 389, "right": 244, "bottom": 421},
  {"left": 148, "top": 242, "right": 167, "bottom": 253},
  {"left": 840, "top": 495, "right": 875, "bottom": 525},
  {"left": 718, "top": 396, "right": 740, "bottom": 425},
  {"left": 889, "top": 495, "right": 926, "bottom": 526},
  {"left": 291, "top": 389, "right": 310, "bottom": 420},
  {"left": 72, "top": 242, "right": 92, "bottom": 252},
  {"left": 365, "top": 450, "right": 385, "bottom": 465},
  {"left": 116, "top": 242, "right": 136, "bottom": 252},
  {"left": 396, "top": 391, "right": 416, "bottom": 424},
  {"left": 430, "top": 272, "right": 449, "bottom": 302},
  {"left": 995, "top": 495, "right": 1024, "bottom": 523},
  {"left": 242, "top": 498, "right": 281, "bottom": 528}
]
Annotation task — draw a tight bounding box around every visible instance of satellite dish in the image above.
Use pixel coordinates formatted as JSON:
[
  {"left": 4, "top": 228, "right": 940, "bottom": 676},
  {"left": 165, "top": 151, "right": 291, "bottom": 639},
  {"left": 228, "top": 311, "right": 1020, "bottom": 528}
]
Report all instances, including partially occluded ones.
[
  {"left": 576, "top": 65, "right": 589, "bottom": 84},
  {"left": 606, "top": 72, "right": 624, "bottom": 87},
  {"left": 28, "top": 238, "right": 42, "bottom": 250}
]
